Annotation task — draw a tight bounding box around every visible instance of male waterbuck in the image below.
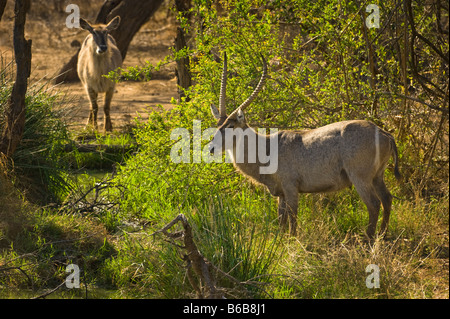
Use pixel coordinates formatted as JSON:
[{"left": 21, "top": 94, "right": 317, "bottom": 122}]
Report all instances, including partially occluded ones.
[
  {"left": 209, "top": 54, "right": 401, "bottom": 239},
  {"left": 77, "top": 16, "right": 122, "bottom": 131}
]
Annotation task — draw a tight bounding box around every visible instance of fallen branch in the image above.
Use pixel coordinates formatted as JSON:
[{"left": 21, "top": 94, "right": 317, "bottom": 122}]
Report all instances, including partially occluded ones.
[
  {"left": 0, "top": 265, "right": 34, "bottom": 290},
  {"left": 31, "top": 281, "right": 65, "bottom": 299},
  {"left": 152, "top": 214, "right": 226, "bottom": 299},
  {"left": 59, "top": 177, "right": 119, "bottom": 215}
]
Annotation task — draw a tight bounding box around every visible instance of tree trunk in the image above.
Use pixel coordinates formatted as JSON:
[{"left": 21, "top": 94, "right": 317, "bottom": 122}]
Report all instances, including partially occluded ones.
[
  {"left": 0, "top": 0, "right": 32, "bottom": 157},
  {"left": 174, "top": 27, "right": 192, "bottom": 101},
  {"left": 0, "top": 0, "right": 7, "bottom": 22},
  {"left": 174, "top": 0, "right": 192, "bottom": 101},
  {"left": 54, "top": 0, "right": 165, "bottom": 84}
]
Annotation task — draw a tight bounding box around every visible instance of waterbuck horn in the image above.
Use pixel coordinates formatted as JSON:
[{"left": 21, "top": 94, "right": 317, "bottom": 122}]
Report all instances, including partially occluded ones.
[
  {"left": 228, "top": 56, "right": 267, "bottom": 119},
  {"left": 218, "top": 52, "right": 228, "bottom": 118}
]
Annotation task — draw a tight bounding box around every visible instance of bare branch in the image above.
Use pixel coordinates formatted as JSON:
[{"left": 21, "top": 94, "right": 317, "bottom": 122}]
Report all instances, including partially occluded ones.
[
  {"left": 376, "top": 91, "right": 449, "bottom": 114},
  {"left": 152, "top": 214, "right": 228, "bottom": 298},
  {"left": 31, "top": 281, "right": 65, "bottom": 299}
]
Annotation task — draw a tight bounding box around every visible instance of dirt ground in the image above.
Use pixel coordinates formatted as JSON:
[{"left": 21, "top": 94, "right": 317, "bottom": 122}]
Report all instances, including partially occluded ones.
[{"left": 0, "top": 0, "right": 179, "bottom": 131}]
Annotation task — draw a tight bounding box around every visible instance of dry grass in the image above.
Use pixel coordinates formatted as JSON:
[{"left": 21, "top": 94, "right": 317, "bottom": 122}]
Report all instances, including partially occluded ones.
[{"left": 269, "top": 195, "right": 449, "bottom": 299}]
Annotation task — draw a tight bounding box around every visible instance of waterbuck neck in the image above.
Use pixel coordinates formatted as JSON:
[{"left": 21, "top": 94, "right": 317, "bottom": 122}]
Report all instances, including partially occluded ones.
[{"left": 227, "top": 126, "right": 279, "bottom": 178}]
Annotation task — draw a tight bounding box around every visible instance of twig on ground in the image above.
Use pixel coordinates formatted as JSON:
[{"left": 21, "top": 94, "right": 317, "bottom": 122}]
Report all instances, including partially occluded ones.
[
  {"left": 31, "top": 281, "right": 65, "bottom": 299},
  {"left": 152, "top": 214, "right": 230, "bottom": 299}
]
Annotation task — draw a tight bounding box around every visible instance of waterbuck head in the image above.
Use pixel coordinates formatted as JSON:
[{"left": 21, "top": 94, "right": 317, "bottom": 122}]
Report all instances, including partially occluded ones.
[
  {"left": 209, "top": 53, "right": 267, "bottom": 155},
  {"left": 79, "top": 16, "right": 121, "bottom": 55}
]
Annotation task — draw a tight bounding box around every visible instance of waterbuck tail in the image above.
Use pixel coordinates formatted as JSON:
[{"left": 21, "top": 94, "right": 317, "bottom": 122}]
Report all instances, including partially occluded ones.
[{"left": 391, "top": 136, "right": 401, "bottom": 180}]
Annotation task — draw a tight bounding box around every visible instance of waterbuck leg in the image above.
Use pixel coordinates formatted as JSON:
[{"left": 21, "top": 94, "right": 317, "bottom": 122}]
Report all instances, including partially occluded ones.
[
  {"left": 353, "top": 181, "right": 381, "bottom": 240},
  {"left": 373, "top": 175, "right": 393, "bottom": 236},
  {"left": 104, "top": 88, "right": 114, "bottom": 132},
  {"left": 280, "top": 184, "right": 298, "bottom": 236},
  {"left": 86, "top": 87, "right": 99, "bottom": 130},
  {"left": 277, "top": 197, "right": 288, "bottom": 231},
  {"left": 285, "top": 196, "right": 298, "bottom": 236}
]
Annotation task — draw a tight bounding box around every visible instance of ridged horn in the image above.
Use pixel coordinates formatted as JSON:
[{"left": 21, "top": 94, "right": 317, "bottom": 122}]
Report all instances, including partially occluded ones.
[
  {"left": 218, "top": 52, "right": 228, "bottom": 118},
  {"left": 228, "top": 56, "right": 267, "bottom": 118}
]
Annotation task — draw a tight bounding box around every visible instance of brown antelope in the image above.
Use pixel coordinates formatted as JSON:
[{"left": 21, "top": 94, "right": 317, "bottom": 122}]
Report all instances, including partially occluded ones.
[
  {"left": 209, "top": 53, "right": 401, "bottom": 238},
  {"left": 77, "top": 16, "right": 122, "bottom": 131}
]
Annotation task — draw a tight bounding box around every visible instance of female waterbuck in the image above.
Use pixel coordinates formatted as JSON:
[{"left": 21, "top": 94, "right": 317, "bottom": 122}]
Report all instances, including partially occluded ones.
[
  {"left": 209, "top": 54, "right": 401, "bottom": 239},
  {"left": 77, "top": 16, "right": 122, "bottom": 131}
]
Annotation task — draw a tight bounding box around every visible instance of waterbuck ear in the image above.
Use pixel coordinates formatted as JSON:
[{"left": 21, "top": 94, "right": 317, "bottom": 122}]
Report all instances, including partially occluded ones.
[
  {"left": 236, "top": 109, "right": 245, "bottom": 122},
  {"left": 210, "top": 104, "right": 221, "bottom": 120},
  {"left": 79, "top": 18, "right": 94, "bottom": 33},
  {"left": 106, "top": 16, "right": 121, "bottom": 31}
]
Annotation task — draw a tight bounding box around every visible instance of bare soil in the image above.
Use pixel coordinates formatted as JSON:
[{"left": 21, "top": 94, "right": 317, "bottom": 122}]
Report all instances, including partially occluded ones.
[{"left": 0, "top": 0, "right": 179, "bottom": 131}]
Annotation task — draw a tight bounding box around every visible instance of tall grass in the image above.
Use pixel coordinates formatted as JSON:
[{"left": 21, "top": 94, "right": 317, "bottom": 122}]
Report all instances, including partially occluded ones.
[
  {"left": 188, "top": 194, "right": 282, "bottom": 296},
  {"left": 100, "top": 190, "right": 283, "bottom": 298},
  {"left": 0, "top": 56, "right": 74, "bottom": 203}
]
